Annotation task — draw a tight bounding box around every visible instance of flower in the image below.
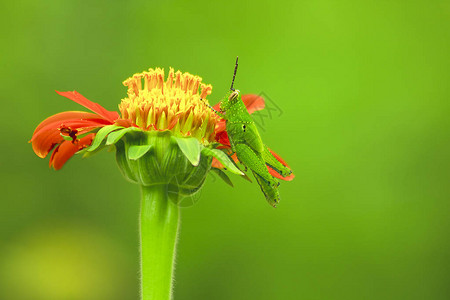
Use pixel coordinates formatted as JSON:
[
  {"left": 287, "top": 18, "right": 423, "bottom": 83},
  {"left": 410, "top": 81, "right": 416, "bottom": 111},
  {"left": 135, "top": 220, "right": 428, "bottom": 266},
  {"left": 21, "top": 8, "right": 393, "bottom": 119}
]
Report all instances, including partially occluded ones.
[{"left": 30, "top": 68, "right": 220, "bottom": 170}]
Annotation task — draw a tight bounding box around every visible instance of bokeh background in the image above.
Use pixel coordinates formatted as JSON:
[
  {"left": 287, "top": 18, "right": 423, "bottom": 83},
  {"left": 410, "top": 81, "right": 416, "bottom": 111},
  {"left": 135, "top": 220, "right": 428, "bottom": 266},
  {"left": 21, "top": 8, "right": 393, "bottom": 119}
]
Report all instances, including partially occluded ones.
[{"left": 1, "top": 0, "right": 449, "bottom": 299}]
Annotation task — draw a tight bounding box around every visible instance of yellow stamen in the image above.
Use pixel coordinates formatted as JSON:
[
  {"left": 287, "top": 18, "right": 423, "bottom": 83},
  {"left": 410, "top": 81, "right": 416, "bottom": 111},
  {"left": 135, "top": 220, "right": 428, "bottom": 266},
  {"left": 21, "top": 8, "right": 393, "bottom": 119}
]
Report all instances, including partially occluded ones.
[{"left": 119, "top": 68, "right": 218, "bottom": 143}]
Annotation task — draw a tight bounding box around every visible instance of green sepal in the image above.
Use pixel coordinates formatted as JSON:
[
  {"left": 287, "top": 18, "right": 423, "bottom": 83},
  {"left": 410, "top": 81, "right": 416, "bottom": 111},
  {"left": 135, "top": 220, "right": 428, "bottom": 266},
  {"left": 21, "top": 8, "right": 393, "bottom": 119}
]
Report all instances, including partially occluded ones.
[
  {"left": 201, "top": 148, "right": 244, "bottom": 175},
  {"left": 82, "top": 145, "right": 106, "bottom": 158},
  {"left": 77, "top": 144, "right": 115, "bottom": 158},
  {"left": 128, "top": 144, "right": 153, "bottom": 160},
  {"left": 172, "top": 136, "right": 201, "bottom": 166},
  {"left": 114, "top": 131, "right": 212, "bottom": 198},
  {"left": 240, "top": 172, "right": 253, "bottom": 183},
  {"left": 115, "top": 140, "right": 139, "bottom": 184},
  {"left": 88, "top": 125, "right": 124, "bottom": 152},
  {"left": 106, "top": 127, "right": 141, "bottom": 145},
  {"left": 211, "top": 168, "right": 234, "bottom": 187}
]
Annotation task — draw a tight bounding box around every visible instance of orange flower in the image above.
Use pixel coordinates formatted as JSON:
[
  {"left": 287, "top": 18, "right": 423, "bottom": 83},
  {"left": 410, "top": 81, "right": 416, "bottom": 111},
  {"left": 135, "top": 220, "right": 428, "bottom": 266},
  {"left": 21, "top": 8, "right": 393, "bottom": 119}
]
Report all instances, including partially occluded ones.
[
  {"left": 30, "top": 68, "right": 219, "bottom": 170},
  {"left": 212, "top": 94, "right": 295, "bottom": 181}
]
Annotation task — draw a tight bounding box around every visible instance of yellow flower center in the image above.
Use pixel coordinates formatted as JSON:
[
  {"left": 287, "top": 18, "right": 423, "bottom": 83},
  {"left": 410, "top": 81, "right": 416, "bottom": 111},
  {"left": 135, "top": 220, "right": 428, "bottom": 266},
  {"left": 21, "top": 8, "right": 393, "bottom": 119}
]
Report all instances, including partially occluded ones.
[{"left": 119, "top": 68, "right": 219, "bottom": 143}]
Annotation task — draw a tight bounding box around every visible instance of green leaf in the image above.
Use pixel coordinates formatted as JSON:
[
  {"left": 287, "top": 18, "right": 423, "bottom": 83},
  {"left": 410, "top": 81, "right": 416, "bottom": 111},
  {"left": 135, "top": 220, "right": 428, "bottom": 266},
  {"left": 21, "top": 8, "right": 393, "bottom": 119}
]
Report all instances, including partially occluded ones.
[
  {"left": 128, "top": 144, "right": 153, "bottom": 160},
  {"left": 202, "top": 148, "right": 244, "bottom": 175},
  {"left": 211, "top": 168, "right": 234, "bottom": 187},
  {"left": 172, "top": 136, "right": 201, "bottom": 166},
  {"left": 106, "top": 127, "right": 140, "bottom": 145},
  {"left": 88, "top": 125, "right": 123, "bottom": 152}
]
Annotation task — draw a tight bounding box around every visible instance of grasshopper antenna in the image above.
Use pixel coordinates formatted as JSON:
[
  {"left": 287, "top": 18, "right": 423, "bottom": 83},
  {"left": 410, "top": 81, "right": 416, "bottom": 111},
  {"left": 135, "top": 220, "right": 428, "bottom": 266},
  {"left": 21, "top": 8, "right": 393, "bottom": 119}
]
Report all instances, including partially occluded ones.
[
  {"left": 199, "top": 97, "right": 225, "bottom": 119},
  {"left": 230, "top": 56, "right": 239, "bottom": 91}
]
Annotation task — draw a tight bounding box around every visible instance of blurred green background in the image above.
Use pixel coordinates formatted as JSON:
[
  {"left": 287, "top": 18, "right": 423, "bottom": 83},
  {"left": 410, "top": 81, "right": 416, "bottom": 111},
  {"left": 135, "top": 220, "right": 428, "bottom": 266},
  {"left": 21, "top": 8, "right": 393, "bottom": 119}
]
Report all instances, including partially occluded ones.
[{"left": 1, "top": 0, "right": 449, "bottom": 299}]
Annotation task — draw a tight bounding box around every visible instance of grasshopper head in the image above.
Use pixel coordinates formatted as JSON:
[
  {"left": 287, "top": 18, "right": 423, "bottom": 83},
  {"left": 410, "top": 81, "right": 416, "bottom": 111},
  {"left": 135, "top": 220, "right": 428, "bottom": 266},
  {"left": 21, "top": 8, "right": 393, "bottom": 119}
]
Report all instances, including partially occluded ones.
[{"left": 219, "top": 89, "right": 240, "bottom": 112}]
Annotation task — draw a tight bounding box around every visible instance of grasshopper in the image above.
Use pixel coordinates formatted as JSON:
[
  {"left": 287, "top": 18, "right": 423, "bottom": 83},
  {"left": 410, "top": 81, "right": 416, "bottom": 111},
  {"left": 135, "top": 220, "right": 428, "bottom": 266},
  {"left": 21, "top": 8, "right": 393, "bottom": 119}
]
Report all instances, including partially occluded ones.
[{"left": 203, "top": 57, "right": 292, "bottom": 207}]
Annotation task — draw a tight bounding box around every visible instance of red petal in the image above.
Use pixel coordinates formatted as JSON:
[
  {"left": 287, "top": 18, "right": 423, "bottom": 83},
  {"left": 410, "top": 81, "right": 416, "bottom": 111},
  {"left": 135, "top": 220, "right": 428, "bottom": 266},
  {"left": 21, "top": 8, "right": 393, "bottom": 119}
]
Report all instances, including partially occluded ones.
[
  {"left": 32, "top": 111, "right": 104, "bottom": 137},
  {"left": 212, "top": 94, "right": 264, "bottom": 116},
  {"left": 230, "top": 153, "right": 239, "bottom": 164},
  {"left": 33, "top": 118, "right": 110, "bottom": 139},
  {"left": 30, "top": 111, "right": 110, "bottom": 158},
  {"left": 212, "top": 102, "right": 221, "bottom": 111},
  {"left": 215, "top": 120, "right": 226, "bottom": 134},
  {"left": 49, "top": 134, "right": 95, "bottom": 170},
  {"left": 32, "top": 113, "right": 111, "bottom": 142},
  {"left": 56, "top": 91, "right": 119, "bottom": 123},
  {"left": 32, "top": 125, "right": 99, "bottom": 159},
  {"left": 211, "top": 152, "right": 239, "bottom": 169},
  {"left": 114, "top": 119, "right": 133, "bottom": 128},
  {"left": 267, "top": 148, "right": 295, "bottom": 181},
  {"left": 211, "top": 157, "right": 224, "bottom": 169},
  {"left": 242, "top": 94, "right": 265, "bottom": 114},
  {"left": 215, "top": 131, "right": 230, "bottom": 146}
]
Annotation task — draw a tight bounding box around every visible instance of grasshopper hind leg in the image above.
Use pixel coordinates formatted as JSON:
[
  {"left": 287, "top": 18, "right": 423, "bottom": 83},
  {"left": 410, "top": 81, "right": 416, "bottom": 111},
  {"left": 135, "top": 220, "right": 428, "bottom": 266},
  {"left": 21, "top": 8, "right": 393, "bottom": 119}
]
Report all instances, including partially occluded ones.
[
  {"left": 234, "top": 143, "right": 281, "bottom": 207},
  {"left": 252, "top": 171, "right": 280, "bottom": 207},
  {"left": 234, "top": 144, "right": 278, "bottom": 188},
  {"left": 262, "top": 146, "right": 292, "bottom": 178}
]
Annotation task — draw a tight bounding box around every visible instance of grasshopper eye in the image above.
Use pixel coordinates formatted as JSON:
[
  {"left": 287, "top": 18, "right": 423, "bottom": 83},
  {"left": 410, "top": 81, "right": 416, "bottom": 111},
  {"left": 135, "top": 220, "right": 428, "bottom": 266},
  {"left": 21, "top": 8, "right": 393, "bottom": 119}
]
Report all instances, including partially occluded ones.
[{"left": 229, "top": 90, "right": 240, "bottom": 101}]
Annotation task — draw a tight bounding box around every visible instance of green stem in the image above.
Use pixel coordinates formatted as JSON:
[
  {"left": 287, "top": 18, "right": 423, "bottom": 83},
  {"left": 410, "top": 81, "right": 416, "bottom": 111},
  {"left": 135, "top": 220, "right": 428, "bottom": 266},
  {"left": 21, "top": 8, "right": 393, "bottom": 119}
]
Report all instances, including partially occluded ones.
[{"left": 140, "top": 185, "right": 179, "bottom": 300}]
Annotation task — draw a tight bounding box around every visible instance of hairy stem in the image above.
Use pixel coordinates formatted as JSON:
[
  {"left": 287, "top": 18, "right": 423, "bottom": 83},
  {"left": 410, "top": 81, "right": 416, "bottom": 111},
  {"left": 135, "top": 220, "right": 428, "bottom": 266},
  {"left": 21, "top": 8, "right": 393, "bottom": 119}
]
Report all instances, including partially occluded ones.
[{"left": 140, "top": 185, "right": 179, "bottom": 300}]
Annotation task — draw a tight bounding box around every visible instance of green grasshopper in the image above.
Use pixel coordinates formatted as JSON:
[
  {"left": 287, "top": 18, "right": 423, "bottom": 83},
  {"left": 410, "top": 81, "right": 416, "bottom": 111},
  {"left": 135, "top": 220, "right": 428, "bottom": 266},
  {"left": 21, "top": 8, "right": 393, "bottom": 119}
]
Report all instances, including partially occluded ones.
[{"left": 203, "top": 57, "right": 292, "bottom": 207}]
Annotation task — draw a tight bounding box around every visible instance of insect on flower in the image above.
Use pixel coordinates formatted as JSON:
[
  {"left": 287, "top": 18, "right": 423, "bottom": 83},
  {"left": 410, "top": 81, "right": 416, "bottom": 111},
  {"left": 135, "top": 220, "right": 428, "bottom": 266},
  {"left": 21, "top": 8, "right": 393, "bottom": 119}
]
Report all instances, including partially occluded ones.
[
  {"left": 29, "top": 64, "right": 293, "bottom": 206},
  {"left": 202, "top": 57, "right": 294, "bottom": 207}
]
